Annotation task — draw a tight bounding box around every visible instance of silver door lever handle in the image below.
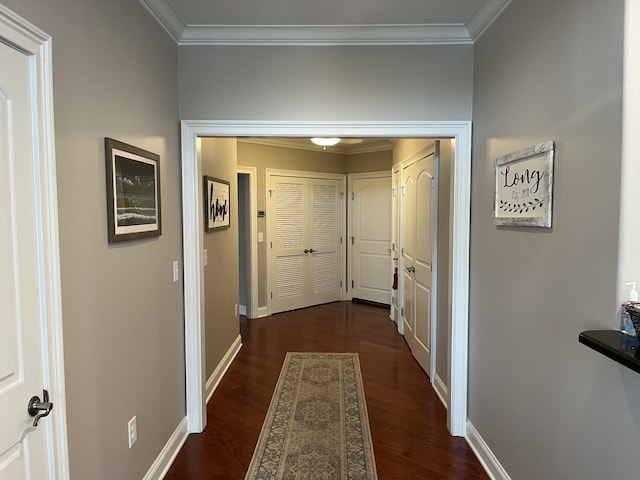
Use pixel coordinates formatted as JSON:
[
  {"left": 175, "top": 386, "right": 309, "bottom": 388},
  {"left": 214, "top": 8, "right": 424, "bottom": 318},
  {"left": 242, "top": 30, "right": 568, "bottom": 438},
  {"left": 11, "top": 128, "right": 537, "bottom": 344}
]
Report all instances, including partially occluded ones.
[
  {"left": 27, "top": 389, "right": 53, "bottom": 427},
  {"left": 406, "top": 266, "right": 415, "bottom": 273}
]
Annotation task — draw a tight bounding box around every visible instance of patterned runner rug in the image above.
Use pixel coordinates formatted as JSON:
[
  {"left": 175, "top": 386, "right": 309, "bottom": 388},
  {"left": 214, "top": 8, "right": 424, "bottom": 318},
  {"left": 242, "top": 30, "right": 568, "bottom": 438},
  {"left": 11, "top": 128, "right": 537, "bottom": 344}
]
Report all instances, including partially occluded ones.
[{"left": 245, "top": 352, "right": 378, "bottom": 479}]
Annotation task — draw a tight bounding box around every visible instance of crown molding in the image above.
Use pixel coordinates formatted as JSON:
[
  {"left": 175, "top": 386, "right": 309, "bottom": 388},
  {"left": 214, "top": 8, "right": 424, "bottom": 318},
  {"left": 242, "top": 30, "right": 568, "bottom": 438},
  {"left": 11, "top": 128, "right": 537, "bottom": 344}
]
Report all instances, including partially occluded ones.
[
  {"left": 140, "top": 0, "right": 511, "bottom": 45},
  {"left": 180, "top": 24, "right": 472, "bottom": 46},
  {"left": 466, "top": 0, "right": 512, "bottom": 41},
  {"left": 140, "top": 0, "right": 186, "bottom": 43},
  {"left": 239, "top": 138, "right": 393, "bottom": 155}
]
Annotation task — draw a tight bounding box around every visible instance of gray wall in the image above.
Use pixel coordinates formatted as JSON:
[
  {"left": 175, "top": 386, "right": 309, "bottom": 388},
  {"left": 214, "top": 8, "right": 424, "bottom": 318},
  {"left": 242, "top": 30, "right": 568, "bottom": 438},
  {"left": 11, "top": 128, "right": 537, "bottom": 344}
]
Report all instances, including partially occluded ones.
[
  {"left": 470, "top": 1, "right": 640, "bottom": 479},
  {"left": 1, "top": 0, "right": 184, "bottom": 479},
  {"left": 179, "top": 45, "right": 473, "bottom": 121},
  {"left": 201, "top": 138, "right": 241, "bottom": 377}
]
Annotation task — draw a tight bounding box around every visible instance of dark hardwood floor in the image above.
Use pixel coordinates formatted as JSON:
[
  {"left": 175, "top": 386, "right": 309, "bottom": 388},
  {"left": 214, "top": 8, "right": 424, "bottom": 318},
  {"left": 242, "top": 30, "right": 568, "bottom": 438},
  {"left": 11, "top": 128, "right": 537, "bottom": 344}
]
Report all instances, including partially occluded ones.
[{"left": 165, "top": 301, "right": 488, "bottom": 479}]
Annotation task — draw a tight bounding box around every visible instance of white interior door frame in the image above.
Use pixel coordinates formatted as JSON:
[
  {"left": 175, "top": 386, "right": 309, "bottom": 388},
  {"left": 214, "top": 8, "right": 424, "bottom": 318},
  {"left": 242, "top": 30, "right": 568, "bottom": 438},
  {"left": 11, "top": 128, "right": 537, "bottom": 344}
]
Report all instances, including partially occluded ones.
[
  {"left": 237, "top": 166, "right": 258, "bottom": 318},
  {"left": 0, "top": 4, "right": 70, "bottom": 477},
  {"left": 181, "top": 120, "right": 471, "bottom": 436},
  {"left": 346, "top": 171, "right": 392, "bottom": 303}
]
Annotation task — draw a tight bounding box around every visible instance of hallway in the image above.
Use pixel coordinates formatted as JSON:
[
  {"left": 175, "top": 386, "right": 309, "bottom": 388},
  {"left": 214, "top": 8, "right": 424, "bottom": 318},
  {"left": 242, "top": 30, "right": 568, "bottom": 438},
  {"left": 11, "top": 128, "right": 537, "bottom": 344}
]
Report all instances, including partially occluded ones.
[{"left": 166, "top": 302, "right": 488, "bottom": 479}]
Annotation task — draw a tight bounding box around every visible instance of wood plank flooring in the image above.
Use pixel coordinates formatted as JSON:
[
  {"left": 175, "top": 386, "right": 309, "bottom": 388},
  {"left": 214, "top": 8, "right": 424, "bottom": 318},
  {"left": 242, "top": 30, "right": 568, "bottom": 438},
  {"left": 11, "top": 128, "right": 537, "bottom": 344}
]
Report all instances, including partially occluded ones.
[{"left": 165, "top": 301, "right": 488, "bottom": 479}]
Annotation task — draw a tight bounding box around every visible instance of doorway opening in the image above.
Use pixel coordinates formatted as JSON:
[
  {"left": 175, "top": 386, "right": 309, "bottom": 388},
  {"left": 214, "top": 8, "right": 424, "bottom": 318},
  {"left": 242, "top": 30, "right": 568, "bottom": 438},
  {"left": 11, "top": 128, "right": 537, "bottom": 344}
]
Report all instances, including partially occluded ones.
[{"left": 181, "top": 121, "right": 471, "bottom": 437}]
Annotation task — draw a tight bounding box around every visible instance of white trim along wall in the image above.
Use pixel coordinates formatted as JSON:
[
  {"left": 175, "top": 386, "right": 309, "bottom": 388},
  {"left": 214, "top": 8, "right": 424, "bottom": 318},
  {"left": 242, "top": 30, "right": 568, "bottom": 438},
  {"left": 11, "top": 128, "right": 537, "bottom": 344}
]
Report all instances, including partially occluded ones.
[{"left": 180, "top": 120, "right": 471, "bottom": 436}]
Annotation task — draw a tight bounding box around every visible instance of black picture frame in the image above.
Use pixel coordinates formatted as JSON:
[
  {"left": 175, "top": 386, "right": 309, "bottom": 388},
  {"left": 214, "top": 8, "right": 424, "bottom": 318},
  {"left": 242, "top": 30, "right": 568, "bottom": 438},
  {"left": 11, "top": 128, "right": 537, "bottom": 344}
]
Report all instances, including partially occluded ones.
[
  {"left": 105, "top": 138, "right": 162, "bottom": 242},
  {"left": 204, "top": 176, "right": 231, "bottom": 232}
]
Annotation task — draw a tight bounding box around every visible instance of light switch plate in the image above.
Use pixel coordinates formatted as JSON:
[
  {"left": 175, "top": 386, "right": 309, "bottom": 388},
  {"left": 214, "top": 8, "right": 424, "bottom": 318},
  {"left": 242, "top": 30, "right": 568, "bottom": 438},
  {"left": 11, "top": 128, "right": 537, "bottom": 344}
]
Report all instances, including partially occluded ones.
[
  {"left": 173, "top": 261, "right": 179, "bottom": 283},
  {"left": 258, "top": 232, "right": 264, "bottom": 242}
]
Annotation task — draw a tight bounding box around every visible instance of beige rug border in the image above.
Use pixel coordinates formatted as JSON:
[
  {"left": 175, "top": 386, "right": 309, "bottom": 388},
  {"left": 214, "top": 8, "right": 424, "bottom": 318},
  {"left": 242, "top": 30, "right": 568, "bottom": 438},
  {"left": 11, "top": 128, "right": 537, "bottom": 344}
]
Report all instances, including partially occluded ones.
[{"left": 244, "top": 352, "right": 378, "bottom": 479}]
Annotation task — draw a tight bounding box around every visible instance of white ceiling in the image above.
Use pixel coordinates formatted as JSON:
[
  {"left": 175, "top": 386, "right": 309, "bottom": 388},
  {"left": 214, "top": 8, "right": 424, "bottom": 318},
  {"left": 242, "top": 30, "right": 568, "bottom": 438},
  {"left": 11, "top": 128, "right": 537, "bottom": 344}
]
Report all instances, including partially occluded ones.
[{"left": 140, "top": 0, "right": 511, "bottom": 45}]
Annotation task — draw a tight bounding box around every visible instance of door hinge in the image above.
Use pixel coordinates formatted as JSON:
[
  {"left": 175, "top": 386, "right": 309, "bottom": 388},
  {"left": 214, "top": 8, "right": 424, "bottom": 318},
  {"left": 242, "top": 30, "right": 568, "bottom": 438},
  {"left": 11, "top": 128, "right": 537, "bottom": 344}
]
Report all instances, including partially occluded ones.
[
  {"left": 269, "top": 189, "right": 274, "bottom": 198},
  {"left": 352, "top": 280, "right": 354, "bottom": 288},
  {"left": 341, "top": 192, "right": 345, "bottom": 199},
  {"left": 271, "top": 292, "right": 273, "bottom": 299},
  {"left": 340, "top": 237, "right": 343, "bottom": 244},
  {"left": 431, "top": 178, "right": 435, "bottom": 188},
  {"left": 392, "top": 188, "right": 396, "bottom": 198},
  {"left": 340, "top": 281, "right": 343, "bottom": 287},
  {"left": 270, "top": 241, "right": 273, "bottom": 249},
  {"left": 351, "top": 236, "right": 354, "bottom": 245},
  {"left": 401, "top": 307, "right": 404, "bottom": 317},
  {"left": 401, "top": 247, "right": 404, "bottom": 257},
  {"left": 401, "top": 186, "right": 406, "bottom": 196},
  {"left": 352, "top": 192, "right": 355, "bottom": 200}
]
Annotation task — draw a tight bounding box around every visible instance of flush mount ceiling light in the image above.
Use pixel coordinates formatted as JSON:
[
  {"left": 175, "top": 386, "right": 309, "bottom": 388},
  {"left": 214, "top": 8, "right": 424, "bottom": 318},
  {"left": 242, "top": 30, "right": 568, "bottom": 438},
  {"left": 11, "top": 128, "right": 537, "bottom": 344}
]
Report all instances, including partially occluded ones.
[{"left": 310, "top": 137, "right": 341, "bottom": 147}]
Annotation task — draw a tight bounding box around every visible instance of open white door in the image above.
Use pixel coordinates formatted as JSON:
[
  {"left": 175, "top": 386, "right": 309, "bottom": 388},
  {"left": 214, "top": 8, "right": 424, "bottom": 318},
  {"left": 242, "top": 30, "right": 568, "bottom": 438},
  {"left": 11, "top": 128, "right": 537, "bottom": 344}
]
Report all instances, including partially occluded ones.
[
  {"left": 348, "top": 172, "right": 392, "bottom": 305},
  {"left": 0, "top": 5, "right": 68, "bottom": 479},
  {"left": 401, "top": 142, "right": 438, "bottom": 377}
]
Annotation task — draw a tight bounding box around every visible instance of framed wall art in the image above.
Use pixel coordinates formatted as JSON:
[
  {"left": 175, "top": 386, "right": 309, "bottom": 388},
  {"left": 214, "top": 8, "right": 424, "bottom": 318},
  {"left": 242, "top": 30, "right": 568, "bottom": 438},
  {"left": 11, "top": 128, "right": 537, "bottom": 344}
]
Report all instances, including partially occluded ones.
[
  {"left": 204, "top": 176, "right": 230, "bottom": 231},
  {"left": 493, "top": 140, "right": 555, "bottom": 228},
  {"left": 105, "top": 138, "right": 162, "bottom": 242}
]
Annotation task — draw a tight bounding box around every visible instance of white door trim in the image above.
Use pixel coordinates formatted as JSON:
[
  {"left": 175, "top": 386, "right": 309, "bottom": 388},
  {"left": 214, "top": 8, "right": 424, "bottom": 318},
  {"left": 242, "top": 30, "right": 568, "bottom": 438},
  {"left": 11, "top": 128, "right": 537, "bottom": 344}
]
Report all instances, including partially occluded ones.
[
  {"left": 237, "top": 166, "right": 258, "bottom": 318},
  {"left": 346, "top": 171, "right": 392, "bottom": 302},
  {"left": 0, "top": 4, "right": 70, "bottom": 477},
  {"left": 180, "top": 120, "right": 471, "bottom": 436}
]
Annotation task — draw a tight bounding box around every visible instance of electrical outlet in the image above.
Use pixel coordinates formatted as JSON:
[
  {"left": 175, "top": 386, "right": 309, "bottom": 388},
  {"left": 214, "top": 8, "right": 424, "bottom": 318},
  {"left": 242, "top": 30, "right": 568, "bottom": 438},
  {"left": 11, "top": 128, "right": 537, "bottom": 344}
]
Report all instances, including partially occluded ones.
[
  {"left": 128, "top": 416, "right": 137, "bottom": 448},
  {"left": 234, "top": 304, "right": 238, "bottom": 318},
  {"left": 258, "top": 232, "right": 264, "bottom": 242}
]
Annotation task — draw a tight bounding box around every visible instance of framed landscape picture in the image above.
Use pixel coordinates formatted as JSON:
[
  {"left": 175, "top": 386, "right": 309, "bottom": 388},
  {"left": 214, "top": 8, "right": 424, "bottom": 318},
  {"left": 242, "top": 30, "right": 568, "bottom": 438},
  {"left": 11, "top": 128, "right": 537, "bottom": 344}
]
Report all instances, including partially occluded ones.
[
  {"left": 105, "top": 138, "right": 162, "bottom": 242},
  {"left": 204, "top": 176, "right": 230, "bottom": 232}
]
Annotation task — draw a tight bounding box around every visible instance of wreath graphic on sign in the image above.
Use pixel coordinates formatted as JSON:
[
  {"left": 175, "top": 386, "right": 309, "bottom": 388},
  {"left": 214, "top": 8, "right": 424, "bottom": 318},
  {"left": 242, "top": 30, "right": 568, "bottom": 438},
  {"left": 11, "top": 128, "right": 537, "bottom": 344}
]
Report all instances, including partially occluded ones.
[{"left": 498, "top": 198, "right": 544, "bottom": 214}]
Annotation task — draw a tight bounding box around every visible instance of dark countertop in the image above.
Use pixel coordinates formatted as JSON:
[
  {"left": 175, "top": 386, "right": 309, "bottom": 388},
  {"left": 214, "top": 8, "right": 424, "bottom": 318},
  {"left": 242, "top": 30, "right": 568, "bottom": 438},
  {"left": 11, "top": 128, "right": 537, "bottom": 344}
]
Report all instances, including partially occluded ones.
[{"left": 579, "top": 330, "right": 640, "bottom": 374}]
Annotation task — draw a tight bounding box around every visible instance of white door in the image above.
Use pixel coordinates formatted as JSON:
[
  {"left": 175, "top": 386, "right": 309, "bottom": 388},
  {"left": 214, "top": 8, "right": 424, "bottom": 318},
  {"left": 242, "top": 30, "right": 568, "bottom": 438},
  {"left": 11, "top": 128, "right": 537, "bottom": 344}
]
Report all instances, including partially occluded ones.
[
  {"left": 401, "top": 143, "right": 438, "bottom": 376},
  {"left": 391, "top": 167, "right": 402, "bottom": 325},
  {"left": 0, "top": 32, "right": 57, "bottom": 479},
  {"left": 349, "top": 173, "right": 392, "bottom": 305},
  {"left": 268, "top": 172, "right": 343, "bottom": 314}
]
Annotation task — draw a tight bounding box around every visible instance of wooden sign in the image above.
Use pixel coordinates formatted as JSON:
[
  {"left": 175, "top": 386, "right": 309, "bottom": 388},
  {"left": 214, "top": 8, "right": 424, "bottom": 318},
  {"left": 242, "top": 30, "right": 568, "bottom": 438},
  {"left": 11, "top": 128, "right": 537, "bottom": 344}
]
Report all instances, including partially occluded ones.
[{"left": 493, "top": 141, "right": 554, "bottom": 228}]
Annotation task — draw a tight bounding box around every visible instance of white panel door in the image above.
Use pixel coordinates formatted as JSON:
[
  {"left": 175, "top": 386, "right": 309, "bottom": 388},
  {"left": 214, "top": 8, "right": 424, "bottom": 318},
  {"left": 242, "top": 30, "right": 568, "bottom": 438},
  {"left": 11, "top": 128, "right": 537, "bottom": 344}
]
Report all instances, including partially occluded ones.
[
  {"left": 391, "top": 167, "right": 402, "bottom": 325},
  {"left": 402, "top": 167, "right": 417, "bottom": 351},
  {"left": 350, "top": 175, "right": 392, "bottom": 305},
  {"left": 268, "top": 173, "right": 343, "bottom": 314},
  {"left": 0, "top": 39, "right": 53, "bottom": 479},
  {"left": 401, "top": 143, "right": 438, "bottom": 376}
]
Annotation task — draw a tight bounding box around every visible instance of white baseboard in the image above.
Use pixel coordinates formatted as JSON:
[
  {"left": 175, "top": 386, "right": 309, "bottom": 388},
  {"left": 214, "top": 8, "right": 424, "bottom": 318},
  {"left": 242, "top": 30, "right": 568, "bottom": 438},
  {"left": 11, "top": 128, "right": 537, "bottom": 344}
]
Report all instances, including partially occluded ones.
[
  {"left": 256, "top": 306, "right": 268, "bottom": 318},
  {"left": 206, "top": 334, "right": 243, "bottom": 403},
  {"left": 466, "top": 420, "right": 512, "bottom": 480},
  {"left": 143, "top": 417, "right": 188, "bottom": 480},
  {"left": 239, "top": 304, "right": 247, "bottom": 316},
  {"left": 433, "top": 373, "right": 448, "bottom": 409}
]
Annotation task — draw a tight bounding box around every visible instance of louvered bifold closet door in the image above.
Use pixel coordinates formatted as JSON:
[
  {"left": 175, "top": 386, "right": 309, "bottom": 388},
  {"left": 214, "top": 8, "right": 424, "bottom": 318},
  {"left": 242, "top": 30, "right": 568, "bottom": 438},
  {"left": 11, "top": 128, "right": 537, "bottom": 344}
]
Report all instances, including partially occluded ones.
[
  {"left": 270, "top": 179, "right": 309, "bottom": 313},
  {"left": 309, "top": 179, "right": 342, "bottom": 306}
]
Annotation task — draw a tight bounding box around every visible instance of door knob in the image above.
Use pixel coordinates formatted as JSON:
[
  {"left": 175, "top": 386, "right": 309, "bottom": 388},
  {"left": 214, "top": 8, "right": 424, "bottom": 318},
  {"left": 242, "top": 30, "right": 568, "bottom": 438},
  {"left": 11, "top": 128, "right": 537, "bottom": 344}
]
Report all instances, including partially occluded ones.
[
  {"left": 27, "top": 389, "right": 53, "bottom": 427},
  {"left": 304, "top": 249, "right": 310, "bottom": 254},
  {"left": 309, "top": 248, "right": 317, "bottom": 254},
  {"left": 406, "top": 266, "right": 415, "bottom": 273}
]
